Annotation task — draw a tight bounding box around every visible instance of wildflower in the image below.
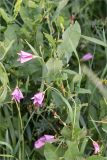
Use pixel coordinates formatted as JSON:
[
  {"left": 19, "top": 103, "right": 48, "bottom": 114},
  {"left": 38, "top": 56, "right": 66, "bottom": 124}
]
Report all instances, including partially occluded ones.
[
  {"left": 17, "top": 50, "right": 36, "bottom": 63},
  {"left": 92, "top": 141, "right": 100, "bottom": 154},
  {"left": 12, "top": 87, "right": 24, "bottom": 102},
  {"left": 31, "top": 92, "right": 44, "bottom": 107},
  {"left": 81, "top": 53, "right": 93, "bottom": 61},
  {"left": 34, "top": 135, "right": 55, "bottom": 149}
]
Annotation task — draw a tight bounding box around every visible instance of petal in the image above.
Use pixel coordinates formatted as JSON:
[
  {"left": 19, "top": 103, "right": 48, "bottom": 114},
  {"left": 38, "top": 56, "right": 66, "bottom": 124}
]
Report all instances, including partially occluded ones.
[
  {"left": 34, "top": 140, "right": 45, "bottom": 149},
  {"left": 35, "top": 93, "right": 44, "bottom": 103},
  {"left": 93, "top": 141, "right": 100, "bottom": 154},
  {"left": 17, "top": 51, "right": 34, "bottom": 63},
  {"left": 34, "top": 136, "right": 46, "bottom": 149},
  {"left": 11, "top": 87, "right": 24, "bottom": 102},
  {"left": 11, "top": 88, "right": 19, "bottom": 96},
  {"left": 20, "top": 56, "right": 33, "bottom": 63},
  {"left": 18, "top": 89, "right": 24, "bottom": 98},
  {"left": 31, "top": 92, "right": 44, "bottom": 106},
  {"left": 82, "top": 53, "right": 93, "bottom": 61},
  {"left": 35, "top": 92, "right": 44, "bottom": 99},
  {"left": 20, "top": 51, "right": 33, "bottom": 57},
  {"left": 44, "top": 135, "right": 55, "bottom": 142}
]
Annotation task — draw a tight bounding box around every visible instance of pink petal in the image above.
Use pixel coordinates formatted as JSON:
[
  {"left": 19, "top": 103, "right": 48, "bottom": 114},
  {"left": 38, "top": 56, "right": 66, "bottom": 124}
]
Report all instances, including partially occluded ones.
[
  {"left": 20, "top": 56, "right": 33, "bottom": 63},
  {"left": 35, "top": 92, "right": 44, "bottom": 102},
  {"left": 93, "top": 141, "right": 100, "bottom": 154},
  {"left": 17, "top": 51, "right": 34, "bottom": 63},
  {"left": 31, "top": 92, "right": 44, "bottom": 106},
  {"left": 82, "top": 53, "right": 93, "bottom": 61},
  {"left": 11, "top": 87, "right": 24, "bottom": 102},
  {"left": 34, "top": 135, "right": 55, "bottom": 149},
  {"left": 34, "top": 140, "right": 45, "bottom": 149},
  {"left": 44, "top": 135, "right": 55, "bottom": 142},
  {"left": 21, "top": 51, "right": 33, "bottom": 57},
  {"left": 18, "top": 89, "right": 24, "bottom": 99}
]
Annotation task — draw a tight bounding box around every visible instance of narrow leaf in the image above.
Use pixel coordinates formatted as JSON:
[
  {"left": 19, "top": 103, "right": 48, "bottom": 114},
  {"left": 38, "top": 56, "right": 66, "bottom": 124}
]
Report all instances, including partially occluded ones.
[
  {"left": 0, "top": 8, "right": 12, "bottom": 23},
  {"left": 13, "top": 0, "right": 22, "bottom": 19},
  {"left": 81, "top": 35, "right": 107, "bottom": 47},
  {"left": 0, "top": 40, "right": 15, "bottom": 61}
]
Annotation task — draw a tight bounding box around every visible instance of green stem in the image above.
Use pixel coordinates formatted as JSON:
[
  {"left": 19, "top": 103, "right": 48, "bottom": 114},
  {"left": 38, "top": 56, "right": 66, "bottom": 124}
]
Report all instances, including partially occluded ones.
[
  {"left": 15, "top": 102, "right": 24, "bottom": 160},
  {"left": 71, "top": 97, "right": 77, "bottom": 139}
]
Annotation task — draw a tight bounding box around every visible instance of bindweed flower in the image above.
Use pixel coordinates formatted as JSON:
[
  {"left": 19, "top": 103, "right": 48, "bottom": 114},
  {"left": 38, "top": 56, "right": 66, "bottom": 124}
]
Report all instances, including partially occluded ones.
[
  {"left": 17, "top": 50, "right": 36, "bottom": 63},
  {"left": 31, "top": 92, "right": 44, "bottom": 107},
  {"left": 34, "top": 135, "right": 55, "bottom": 149},
  {"left": 12, "top": 87, "right": 24, "bottom": 102},
  {"left": 81, "top": 53, "right": 93, "bottom": 61},
  {"left": 92, "top": 141, "right": 100, "bottom": 154}
]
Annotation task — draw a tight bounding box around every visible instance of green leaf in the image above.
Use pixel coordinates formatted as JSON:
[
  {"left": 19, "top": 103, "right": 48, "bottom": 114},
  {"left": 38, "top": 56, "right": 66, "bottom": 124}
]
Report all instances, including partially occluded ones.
[
  {"left": 0, "top": 63, "right": 8, "bottom": 84},
  {"left": 77, "top": 88, "right": 91, "bottom": 94},
  {"left": 80, "top": 137, "right": 88, "bottom": 153},
  {"left": 87, "top": 155, "right": 107, "bottom": 160},
  {"left": 44, "top": 33, "right": 56, "bottom": 47},
  {"left": 0, "top": 141, "right": 13, "bottom": 153},
  {"left": 53, "top": 0, "right": 69, "bottom": 21},
  {"left": 63, "top": 69, "right": 77, "bottom": 75},
  {"left": 44, "top": 143, "right": 59, "bottom": 160},
  {"left": 27, "top": 0, "right": 37, "bottom": 8},
  {"left": 36, "top": 26, "right": 43, "bottom": 46},
  {"left": 0, "top": 86, "right": 7, "bottom": 103},
  {"left": 52, "top": 90, "right": 65, "bottom": 106},
  {"left": 81, "top": 35, "right": 107, "bottom": 47},
  {"left": 0, "top": 8, "right": 13, "bottom": 23},
  {"left": 4, "top": 24, "right": 19, "bottom": 42},
  {"left": 51, "top": 88, "right": 73, "bottom": 123},
  {"left": 61, "top": 126, "right": 72, "bottom": 139},
  {"left": 57, "top": 21, "right": 81, "bottom": 63},
  {"left": 0, "top": 63, "right": 8, "bottom": 103},
  {"left": 64, "top": 141, "right": 83, "bottom": 160},
  {"left": 25, "top": 40, "right": 39, "bottom": 56},
  {"left": 13, "top": 0, "right": 22, "bottom": 19},
  {"left": 73, "top": 74, "right": 82, "bottom": 83},
  {"left": 44, "top": 58, "right": 63, "bottom": 82},
  {"left": 0, "top": 154, "right": 15, "bottom": 159},
  {"left": 0, "top": 40, "right": 15, "bottom": 61},
  {"left": 3, "top": 106, "right": 17, "bottom": 148}
]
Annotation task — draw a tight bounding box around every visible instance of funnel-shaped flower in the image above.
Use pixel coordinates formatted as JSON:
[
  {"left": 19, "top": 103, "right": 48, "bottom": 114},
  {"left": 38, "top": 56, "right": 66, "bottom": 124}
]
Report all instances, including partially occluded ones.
[
  {"left": 93, "top": 141, "right": 100, "bottom": 154},
  {"left": 81, "top": 53, "right": 93, "bottom": 61},
  {"left": 17, "top": 51, "right": 35, "bottom": 63},
  {"left": 12, "top": 87, "right": 24, "bottom": 102},
  {"left": 34, "top": 135, "right": 55, "bottom": 149},
  {"left": 31, "top": 92, "right": 44, "bottom": 107}
]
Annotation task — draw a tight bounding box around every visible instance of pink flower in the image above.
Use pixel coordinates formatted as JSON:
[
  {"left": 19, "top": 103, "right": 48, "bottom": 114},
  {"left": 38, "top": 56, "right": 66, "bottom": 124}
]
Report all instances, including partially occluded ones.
[
  {"left": 17, "top": 51, "right": 36, "bottom": 63},
  {"left": 31, "top": 92, "right": 44, "bottom": 107},
  {"left": 11, "top": 87, "right": 24, "bottom": 102},
  {"left": 92, "top": 141, "right": 100, "bottom": 154},
  {"left": 81, "top": 53, "right": 93, "bottom": 61},
  {"left": 34, "top": 135, "right": 55, "bottom": 149}
]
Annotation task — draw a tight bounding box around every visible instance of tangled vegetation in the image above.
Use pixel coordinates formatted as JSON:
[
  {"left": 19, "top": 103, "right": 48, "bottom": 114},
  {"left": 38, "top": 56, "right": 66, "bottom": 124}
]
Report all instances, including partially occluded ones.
[{"left": 0, "top": 0, "right": 107, "bottom": 160}]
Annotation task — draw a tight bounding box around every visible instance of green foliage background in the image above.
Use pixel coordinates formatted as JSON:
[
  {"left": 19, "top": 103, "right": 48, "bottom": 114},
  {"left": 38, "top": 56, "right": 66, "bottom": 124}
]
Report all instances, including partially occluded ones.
[{"left": 0, "top": 0, "right": 107, "bottom": 160}]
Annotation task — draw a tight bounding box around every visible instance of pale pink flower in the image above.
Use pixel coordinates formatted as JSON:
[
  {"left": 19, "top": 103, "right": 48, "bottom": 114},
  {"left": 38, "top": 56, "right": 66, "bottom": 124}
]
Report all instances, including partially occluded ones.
[
  {"left": 92, "top": 141, "right": 100, "bottom": 154},
  {"left": 34, "top": 135, "right": 55, "bottom": 149},
  {"left": 31, "top": 92, "right": 44, "bottom": 107},
  {"left": 81, "top": 53, "right": 93, "bottom": 61},
  {"left": 11, "top": 87, "right": 24, "bottom": 102},
  {"left": 17, "top": 50, "right": 36, "bottom": 63}
]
